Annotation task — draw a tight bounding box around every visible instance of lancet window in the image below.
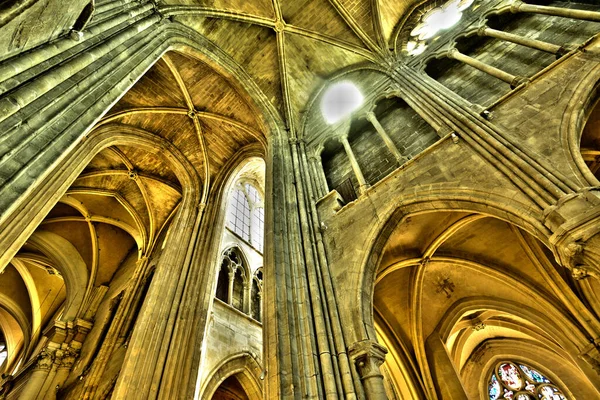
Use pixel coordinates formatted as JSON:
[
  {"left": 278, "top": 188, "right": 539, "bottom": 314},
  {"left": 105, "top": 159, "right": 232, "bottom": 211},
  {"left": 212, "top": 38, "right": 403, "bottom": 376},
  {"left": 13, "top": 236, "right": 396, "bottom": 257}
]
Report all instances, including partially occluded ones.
[
  {"left": 488, "top": 362, "right": 567, "bottom": 400},
  {"left": 251, "top": 269, "right": 263, "bottom": 322},
  {"left": 215, "top": 248, "right": 247, "bottom": 312},
  {"left": 227, "top": 182, "right": 265, "bottom": 252},
  {"left": 214, "top": 248, "right": 263, "bottom": 321}
]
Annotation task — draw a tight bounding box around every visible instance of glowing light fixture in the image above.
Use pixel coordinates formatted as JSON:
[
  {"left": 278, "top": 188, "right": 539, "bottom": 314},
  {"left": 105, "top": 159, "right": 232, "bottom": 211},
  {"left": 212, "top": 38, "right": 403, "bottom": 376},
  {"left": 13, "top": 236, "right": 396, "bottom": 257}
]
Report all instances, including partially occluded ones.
[{"left": 321, "top": 81, "right": 364, "bottom": 124}]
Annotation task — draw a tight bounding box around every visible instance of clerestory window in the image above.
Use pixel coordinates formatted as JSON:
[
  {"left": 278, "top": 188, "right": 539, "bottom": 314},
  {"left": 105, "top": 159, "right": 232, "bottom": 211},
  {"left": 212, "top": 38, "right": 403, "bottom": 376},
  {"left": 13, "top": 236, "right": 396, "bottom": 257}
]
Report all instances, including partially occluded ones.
[{"left": 227, "top": 182, "right": 264, "bottom": 252}]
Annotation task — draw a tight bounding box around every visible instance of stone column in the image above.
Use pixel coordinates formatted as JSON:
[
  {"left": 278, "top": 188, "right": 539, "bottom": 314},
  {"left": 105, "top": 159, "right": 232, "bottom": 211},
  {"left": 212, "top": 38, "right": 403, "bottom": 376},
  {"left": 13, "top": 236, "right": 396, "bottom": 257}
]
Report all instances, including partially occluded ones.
[
  {"left": 512, "top": 1, "right": 600, "bottom": 22},
  {"left": 364, "top": 111, "right": 409, "bottom": 164},
  {"left": 478, "top": 27, "right": 569, "bottom": 57},
  {"left": 228, "top": 269, "right": 235, "bottom": 305},
  {"left": 425, "top": 333, "right": 468, "bottom": 400},
  {"left": 348, "top": 340, "right": 388, "bottom": 400},
  {"left": 36, "top": 351, "right": 61, "bottom": 400},
  {"left": 112, "top": 193, "right": 202, "bottom": 399},
  {"left": 447, "top": 49, "right": 528, "bottom": 89},
  {"left": 18, "top": 350, "right": 55, "bottom": 400},
  {"left": 44, "top": 348, "right": 78, "bottom": 400},
  {"left": 243, "top": 282, "right": 251, "bottom": 315},
  {"left": 53, "top": 348, "right": 77, "bottom": 392},
  {"left": 340, "top": 136, "right": 369, "bottom": 195},
  {"left": 258, "top": 289, "right": 263, "bottom": 322},
  {"left": 308, "top": 154, "right": 329, "bottom": 198}
]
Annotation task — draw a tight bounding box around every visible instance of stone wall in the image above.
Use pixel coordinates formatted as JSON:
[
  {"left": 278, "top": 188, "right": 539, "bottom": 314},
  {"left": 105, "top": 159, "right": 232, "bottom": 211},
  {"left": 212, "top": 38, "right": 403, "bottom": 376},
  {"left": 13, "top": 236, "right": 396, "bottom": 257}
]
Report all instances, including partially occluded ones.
[{"left": 199, "top": 300, "right": 263, "bottom": 395}]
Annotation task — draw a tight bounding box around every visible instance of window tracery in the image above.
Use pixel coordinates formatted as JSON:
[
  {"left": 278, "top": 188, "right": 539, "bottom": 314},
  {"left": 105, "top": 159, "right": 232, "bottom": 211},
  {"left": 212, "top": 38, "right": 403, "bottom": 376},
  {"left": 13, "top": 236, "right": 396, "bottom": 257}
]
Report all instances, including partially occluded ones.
[
  {"left": 251, "top": 269, "right": 263, "bottom": 322},
  {"left": 406, "top": 0, "right": 474, "bottom": 55},
  {"left": 214, "top": 248, "right": 263, "bottom": 322},
  {"left": 488, "top": 362, "right": 567, "bottom": 400},
  {"left": 227, "top": 182, "right": 264, "bottom": 252}
]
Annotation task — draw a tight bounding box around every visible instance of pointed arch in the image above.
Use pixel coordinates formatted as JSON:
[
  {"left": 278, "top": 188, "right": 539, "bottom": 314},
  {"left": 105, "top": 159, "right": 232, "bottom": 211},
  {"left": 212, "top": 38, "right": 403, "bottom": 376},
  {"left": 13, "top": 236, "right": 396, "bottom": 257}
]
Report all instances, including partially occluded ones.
[
  {"left": 26, "top": 231, "right": 88, "bottom": 322},
  {"left": 201, "top": 352, "right": 263, "bottom": 400}
]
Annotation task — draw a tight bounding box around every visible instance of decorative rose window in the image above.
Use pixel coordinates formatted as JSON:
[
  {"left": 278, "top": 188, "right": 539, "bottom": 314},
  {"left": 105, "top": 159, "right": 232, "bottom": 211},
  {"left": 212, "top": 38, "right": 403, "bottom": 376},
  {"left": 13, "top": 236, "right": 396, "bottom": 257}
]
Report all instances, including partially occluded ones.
[
  {"left": 488, "top": 362, "right": 567, "bottom": 400},
  {"left": 406, "top": 0, "right": 475, "bottom": 56}
]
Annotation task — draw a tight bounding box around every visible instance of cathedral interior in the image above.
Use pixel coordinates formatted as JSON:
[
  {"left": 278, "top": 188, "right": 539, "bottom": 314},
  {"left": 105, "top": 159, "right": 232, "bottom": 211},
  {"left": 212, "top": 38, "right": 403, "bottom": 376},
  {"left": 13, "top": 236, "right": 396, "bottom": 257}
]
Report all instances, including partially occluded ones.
[{"left": 2, "top": 0, "right": 600, "bottom": 399}]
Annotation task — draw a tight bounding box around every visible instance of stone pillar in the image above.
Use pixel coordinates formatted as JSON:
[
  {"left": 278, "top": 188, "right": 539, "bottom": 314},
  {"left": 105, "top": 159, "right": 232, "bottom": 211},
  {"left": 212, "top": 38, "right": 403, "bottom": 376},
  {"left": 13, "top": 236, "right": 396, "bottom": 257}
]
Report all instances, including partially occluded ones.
[
  {"left": 348, "top": 340, "right": 388, "bottom": 400},
  {"left": 425, "top": 333, "right": 468, "bottom": 400},
  {"left": 112, "top": 193, "right": 202, "bottom": 399},
  {"left": 364, "top": 111, "right": 408, "bottom": 164},
  {"left": 512, "top": 1, "right": 600, "bottom": 22},
  {"left": 52, "top": 348, "right": 78, "bottom": 395},
  {"left": 228, "top": 269, "right": 235, "bottom": 305},
  {"left": 447, "top": 49, "right": 528, "bottom": 89},
  {"left": 18, "top": 350, "right": 55, "bottom": 400},
  {"left": 243, "top": 282, "right": 251, "bottom": 315},
  {"left": 478, "top": 27, "right": 568, "bottom": 57},
  {"left": 340, "top": 136, "right": 369, "bottom": 195},
  {"left": 309, "top": 154, "right": 329, "bottom": 198},
  {"left": 258, "top": 289, "right": 263, "bottom": 322}
]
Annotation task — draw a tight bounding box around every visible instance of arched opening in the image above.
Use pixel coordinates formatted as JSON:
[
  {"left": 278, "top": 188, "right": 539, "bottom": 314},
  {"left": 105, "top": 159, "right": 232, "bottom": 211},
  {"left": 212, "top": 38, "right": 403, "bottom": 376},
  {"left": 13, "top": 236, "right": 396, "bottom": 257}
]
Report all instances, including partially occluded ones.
[
  {"left": 251, "top": 278, "right": 261, "bottom": 323},
  {"left": 315, "top": 86, "right": 441, "bottom": 204},
  {"left": 580, "top": 96, "right": 600, "bottom": 181},
  {"left": 232, "top": 268, "right": 245, "bottom": 312},
  {"left": 216, "top": 261, "right": 230, "bottom": 303},
  {"left": 420, "top": 1, "right": 600, "bottom": 106},
  {"left": 212, "top": 375, "right": 249, "bottom": 400},
  {"left": 487, "top": 361, "right": 567, "bottom": 400},
  {"left": 201, "top": 156, "right": 265, "bottom": 397},
  {"left": 365, "top": 210, "right": 599, "bottom": 399}
]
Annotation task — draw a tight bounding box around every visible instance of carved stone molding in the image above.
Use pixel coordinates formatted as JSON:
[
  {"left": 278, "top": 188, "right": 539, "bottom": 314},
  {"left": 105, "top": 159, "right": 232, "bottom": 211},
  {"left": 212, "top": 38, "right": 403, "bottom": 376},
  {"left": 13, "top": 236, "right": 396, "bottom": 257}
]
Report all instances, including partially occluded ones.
[
  {"left": 348, "top": 340, "right": 389, "bottom": 399},
  {"left": 36, "top": 349, "right": 55, "bottom": 371},
  {"left": 348, "top": 340, "right": 388, "bottom": 380}
]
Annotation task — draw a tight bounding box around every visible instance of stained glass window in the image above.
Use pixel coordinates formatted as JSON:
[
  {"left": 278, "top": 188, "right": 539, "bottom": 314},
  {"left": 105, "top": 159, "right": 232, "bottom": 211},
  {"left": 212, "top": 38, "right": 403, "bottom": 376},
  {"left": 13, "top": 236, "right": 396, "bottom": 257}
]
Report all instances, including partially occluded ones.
[
  {"left": 406, "top": 0, "right": 474, "bottom": 56},
  {"left": 227, "top": 182, "right": 264, "bottom": 252},
  {"left": 487, "top": 362, "right": 567, "bottom": 400}
]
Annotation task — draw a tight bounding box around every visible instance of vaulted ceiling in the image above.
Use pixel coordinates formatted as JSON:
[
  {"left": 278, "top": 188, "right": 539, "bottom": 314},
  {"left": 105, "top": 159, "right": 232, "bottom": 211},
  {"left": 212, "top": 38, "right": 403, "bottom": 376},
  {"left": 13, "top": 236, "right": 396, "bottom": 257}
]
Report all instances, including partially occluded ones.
[
  {"left": 161, "top": 0, "right": 422, "bottom": 131},
  {"left": 0, "top": 0, "right": 426, "bottom": 376}
]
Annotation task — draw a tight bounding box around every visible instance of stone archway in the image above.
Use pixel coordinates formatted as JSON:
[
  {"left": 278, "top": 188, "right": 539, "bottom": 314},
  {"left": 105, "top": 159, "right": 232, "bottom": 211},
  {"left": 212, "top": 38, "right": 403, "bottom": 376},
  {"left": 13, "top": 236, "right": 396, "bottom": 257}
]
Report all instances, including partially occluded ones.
[
  {"left": 346, "top": 208, "right": 600, "bottom": 400},
  {"left": 201, "top": 353, "right": 262, "bottom": 400}
]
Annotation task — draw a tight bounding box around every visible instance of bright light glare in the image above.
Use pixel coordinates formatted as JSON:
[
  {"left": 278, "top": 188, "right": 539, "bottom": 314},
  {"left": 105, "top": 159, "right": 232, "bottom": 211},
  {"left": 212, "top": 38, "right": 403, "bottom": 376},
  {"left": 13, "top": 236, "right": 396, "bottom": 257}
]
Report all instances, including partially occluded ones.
[
  {"left": 321, "top": 82, "right": 364, "bottom": 124},
  {"left": 410, "top": 0, "right": 474, "bottom": 41}
]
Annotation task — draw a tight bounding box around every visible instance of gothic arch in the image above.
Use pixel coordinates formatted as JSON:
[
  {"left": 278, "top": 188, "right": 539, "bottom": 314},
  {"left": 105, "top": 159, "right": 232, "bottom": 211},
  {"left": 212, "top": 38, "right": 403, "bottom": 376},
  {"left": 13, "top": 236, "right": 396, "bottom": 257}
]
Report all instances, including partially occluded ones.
[
  {"left": 0, "top": 22, "right": 286, "bottom": 272},
  {"left": 222, "top": 247, "right": 251, "bottom": 281},
  {"left": 561, "top": 60, "right": 600, "bottom": 186},
  {"left": 435, "top": 297, "right": 585, "bottom": 349},
  {"left": 0, "top": 293, "right": 31, "bottom": 373},
  {"left": 468, "top": 339, "right": 594, "bottom": 399},
  {"left": 346, "top": 196, "right": 551, "bottom": 346},
  {"left": 200, "top": 352, "right": 263, "bottom": 400},
  {"left": 26, "top": 231, "right": 88, "bottom": 322},
  {"left": 343, "top": 202, "right": 596, "bottom": 399}
]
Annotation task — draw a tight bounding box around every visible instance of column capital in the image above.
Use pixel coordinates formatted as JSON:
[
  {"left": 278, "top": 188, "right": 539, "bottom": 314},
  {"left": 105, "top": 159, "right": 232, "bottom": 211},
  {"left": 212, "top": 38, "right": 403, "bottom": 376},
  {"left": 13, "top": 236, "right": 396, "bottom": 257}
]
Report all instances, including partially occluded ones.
[
  {"left": 510, "top": 1, "right": 524, "bottom": 13},
  {"left": 447, "top": 47, "right": 459, "bottom": 58},
  {"left": 55, "top": 347, "right": 79, "bottom": 369},
  {"left": 364, "top": 111, "right": 376, "bottom": 121},
  {"left": 348, "top": 340, "right": 388, "bottom": 379},
  {"left": 35, "top": 349, "right": 56, "bottom": 371}
]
